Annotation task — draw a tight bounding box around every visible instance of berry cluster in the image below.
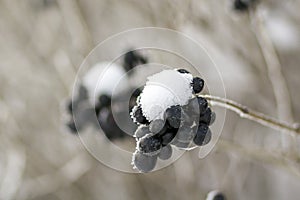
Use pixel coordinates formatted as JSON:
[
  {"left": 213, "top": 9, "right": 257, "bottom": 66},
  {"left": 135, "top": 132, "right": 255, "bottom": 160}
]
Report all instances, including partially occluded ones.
[
  {"left": 64, "top": 49, "right": 146, "bottom": 140},
  {"left": 131, "top": 69, "right": 215, "bottom": 172}
]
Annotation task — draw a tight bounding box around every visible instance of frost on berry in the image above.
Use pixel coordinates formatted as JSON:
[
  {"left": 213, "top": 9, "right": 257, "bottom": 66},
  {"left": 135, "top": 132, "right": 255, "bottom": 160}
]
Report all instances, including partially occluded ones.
[{"left": 130, "top": 69, "right": 216, "bottom": 172}]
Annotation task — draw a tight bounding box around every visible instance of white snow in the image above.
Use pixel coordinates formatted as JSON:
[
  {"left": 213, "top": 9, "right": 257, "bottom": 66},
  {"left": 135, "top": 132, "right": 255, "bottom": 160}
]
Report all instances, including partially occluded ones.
[
  {"left": 139, "top": 69, "right": 193, "bottom": 121},
  {"left": 82, "top": 62, "right": 130, "bottom": 105}
]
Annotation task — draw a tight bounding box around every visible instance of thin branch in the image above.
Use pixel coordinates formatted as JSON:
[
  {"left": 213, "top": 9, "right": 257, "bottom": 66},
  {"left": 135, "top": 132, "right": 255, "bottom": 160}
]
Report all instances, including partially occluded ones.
[{"left": 198, "top": 94, "right": 300, "bottom": 135}]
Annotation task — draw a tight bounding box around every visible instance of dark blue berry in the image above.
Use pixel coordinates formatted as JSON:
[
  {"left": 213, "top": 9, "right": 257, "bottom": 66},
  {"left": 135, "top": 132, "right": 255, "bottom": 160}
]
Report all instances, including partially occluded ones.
[
  {"left": 176, "top": 124, "right": 195, "bottom": 143},
  {"left": 123, "top": 50, "right": 148, "bottom": 73},
  {"left": 193, "top": 123, "right": 211, "bottom": 146},
  {"left": 161, "top": 131, "right": 176, "bottom": 146},
  {"left": 98, "top": 108, "right": 127, "bottom": 140},
  {"left": 99, "top": 94, "right": 111, "bottom": 108},
  {"left": 165, "top": 105, "right": 182, "bottom": 128},
  {"left": 177, "top": 68, "right": 190, "bottom": 74},
  {"left": 133, "top": 151, "right": 157, "bottom": 173},
  {"left": 149, "top": 119, "right": 166, "bottom": 134},
  {"left": 158, "top": 145, "right": 172, "bottom": 160},
  {"left": 133, "top": 105, "right": 148, "bottom": 124},
  {"left": 134, "top": 125, "right": 150, "bottom": 139},
  {"left": 192, "top": 77, "right": 204, "bottom": 94},
  {"left": 139, "top": 135, "right": 162, "bottom": 154},
  {"left": 197, "top": 97, "right": 208, "bottom": 114},
  {"left": 199, "top": 107, "right": 212, "bottom": 125}
]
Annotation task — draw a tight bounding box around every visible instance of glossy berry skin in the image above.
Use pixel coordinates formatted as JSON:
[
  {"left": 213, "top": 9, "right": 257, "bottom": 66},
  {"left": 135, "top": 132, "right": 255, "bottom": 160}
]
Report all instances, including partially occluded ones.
[
  {"left": 133, "top": 151, "right": 157, "bottom": 173},
  {"left": 158, "top": 145, "right": 172, "bottom": 160},
  {"left": 139, "top": 135, "right": 162, "bottom": 154},
  {"left": 177, "top": 68, "right": 190, "bottom": 74},
  {"left": 193, "top": 123, "right": 212, "bottom": 146},
  {"left": 165, "top": 105, "right": 182, "bottom": 128},
  {"left": 133, "top": 105, "right": 148, "bottom": 124},
  {"left": 192, "top": 77, "right": 204, "bottom": 94}
]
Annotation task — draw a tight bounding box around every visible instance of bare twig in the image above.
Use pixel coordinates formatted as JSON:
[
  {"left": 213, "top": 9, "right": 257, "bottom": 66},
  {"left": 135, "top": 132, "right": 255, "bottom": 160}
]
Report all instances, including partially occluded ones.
[
  {"left": 199, "top": 94, "right": 300, "bottom": 135},
  {"left": 249, "top": 8, "right": 295, "bottom": 151}
]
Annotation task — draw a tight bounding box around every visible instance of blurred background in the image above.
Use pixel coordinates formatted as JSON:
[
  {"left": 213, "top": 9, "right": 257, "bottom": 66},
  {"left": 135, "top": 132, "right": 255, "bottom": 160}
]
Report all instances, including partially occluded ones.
[{"left": 1, "top": 0, "right": 300, "bottom": 199}]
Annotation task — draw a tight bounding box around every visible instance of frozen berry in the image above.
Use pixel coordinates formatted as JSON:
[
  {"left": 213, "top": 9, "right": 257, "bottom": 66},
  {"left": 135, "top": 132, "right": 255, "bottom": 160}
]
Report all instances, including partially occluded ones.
[
  {"left": 199, "top": 107, "right": 212, "bottom": 125},
  {"left": 98, "top": 108, "right": 127, "bottom": 140},
  {"left": 197, "top": 97, "right": 208, "bottom": 114},
  {"left": 184, "top": 97, "right": 200, "bottom": 116},
  {"left": 192, "top": 77, "right": 204, "bottom": 94},
  {"left": 176, "top": 125, "right": 195, "bottom": 143},
  {"left": 133, "top": 151, "right": 157, "bottom": 173},
  {"left": 132, "top": 105, "right": 148, "bottom": 124},
  {"left": 158, "top": 145, "right": 173, "bottom": 160},
  {"left": 161, "top": 131, "right": 176, "bottom": 146},
  {"left": 139, "top": 135, "right": 162, "bottom": 154},
  {"left": 177, "top": 68, "right": 190, "bottom": 74},
  {"left": 165, "top": 105, "right": 182, "bottom": 128},
  {"left": 149, "top": 119, "right": 166, "bottom": 134},
  {"left": 193, "top": 123, "right": 211, "bottom": 146},
  {"left": 134, "top": 125, "right": 150, "bottom": 139}
]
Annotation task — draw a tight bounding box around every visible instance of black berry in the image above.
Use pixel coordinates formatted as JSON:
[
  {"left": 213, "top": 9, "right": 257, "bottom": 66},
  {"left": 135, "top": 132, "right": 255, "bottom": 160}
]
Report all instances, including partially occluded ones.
[
  {"left": 134, "top": 125, "right": 150, "bottom": 139},
  {"left": 139, "top": 135, "right": 162, "bottom": 154},
  {"left": 132, "top": 105, "right": 148, "bottom": 124},
  {"left": 192, "top": 77, "right": 204, "bottom": 94},
  {"left": 133, "top": 151, "right": 157, "bottom": 173},
  {"left": 165, "top": 105, "right": 182, "bottom": 128},
  {"left": 149, "top": 119, "right": 166, "bottom": 134},
  {"left": 197, "top": 97, "right": 208, "bottom": 114},
  {"left": 161, "top": 131, "right": 176, "bottom": 146},
  {"left": 99, "top": 94, "right": 111, "bottom": 108},
  {"left": 123, "top": 50, "right": 148, "bottom": 73},
  {"left": 199, "top": 107, "right": 212, "bottom": 125},
  {"left": 193, "top": 123, "right": 211, "bottom": 146}
]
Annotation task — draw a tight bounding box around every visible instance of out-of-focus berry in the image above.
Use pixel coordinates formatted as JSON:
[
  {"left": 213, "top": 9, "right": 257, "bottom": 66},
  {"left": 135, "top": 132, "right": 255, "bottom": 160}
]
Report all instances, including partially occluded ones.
[
  {"left": 165, "top": 105, "right": 182, "bottom": 128},
  {"left": 133, "top": 151, "right": 157, "bottom": 173}
]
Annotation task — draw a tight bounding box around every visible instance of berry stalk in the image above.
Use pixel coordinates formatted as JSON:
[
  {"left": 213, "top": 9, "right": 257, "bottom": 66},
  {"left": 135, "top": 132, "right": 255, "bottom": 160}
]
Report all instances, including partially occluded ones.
[{"left": 199, "top": 94, "right": 300, "bottom": 135}]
